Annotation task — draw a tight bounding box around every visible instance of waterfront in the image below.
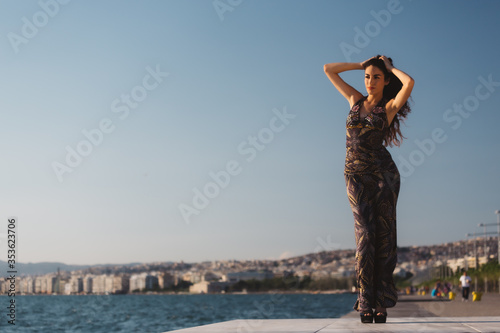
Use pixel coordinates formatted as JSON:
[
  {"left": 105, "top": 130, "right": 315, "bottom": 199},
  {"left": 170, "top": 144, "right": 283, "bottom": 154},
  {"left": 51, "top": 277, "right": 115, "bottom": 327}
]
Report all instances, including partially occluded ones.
[{"left": 0, "top": 293, "right": 357, "bottom": 333}]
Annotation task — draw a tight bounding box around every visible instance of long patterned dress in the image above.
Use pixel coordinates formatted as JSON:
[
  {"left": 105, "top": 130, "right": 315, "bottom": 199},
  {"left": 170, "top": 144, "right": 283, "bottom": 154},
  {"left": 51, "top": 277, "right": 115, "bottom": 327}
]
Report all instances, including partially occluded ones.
[{"left": 344, "top": 96, "right": 400, "bottom": 312}]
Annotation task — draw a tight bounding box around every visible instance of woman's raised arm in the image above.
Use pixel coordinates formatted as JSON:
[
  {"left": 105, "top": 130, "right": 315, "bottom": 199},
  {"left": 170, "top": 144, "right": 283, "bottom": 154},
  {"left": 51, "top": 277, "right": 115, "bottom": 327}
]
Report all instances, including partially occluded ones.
[
  {"left": 380, "top": 56, "right": 415, "bottom": 121},
  {"left": 324, "top": 62, "right": 364, "bottom": 108}
]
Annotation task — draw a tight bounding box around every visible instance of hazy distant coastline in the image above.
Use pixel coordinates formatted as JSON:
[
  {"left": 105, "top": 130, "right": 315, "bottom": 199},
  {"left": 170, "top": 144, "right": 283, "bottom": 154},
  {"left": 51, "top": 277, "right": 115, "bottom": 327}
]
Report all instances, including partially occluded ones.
[{"left": 1, "top": 237, "right": 497, "bottom": 297}]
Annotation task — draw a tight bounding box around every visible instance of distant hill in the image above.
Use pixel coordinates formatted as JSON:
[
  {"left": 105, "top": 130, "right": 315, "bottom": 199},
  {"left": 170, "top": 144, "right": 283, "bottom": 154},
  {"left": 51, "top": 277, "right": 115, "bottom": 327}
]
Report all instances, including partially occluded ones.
[
  {"left": 0, "top": 261, "right": 91, "bottom": 277},
  {"left": 0, "top": 261, "right": 143, "bottom": 277}
]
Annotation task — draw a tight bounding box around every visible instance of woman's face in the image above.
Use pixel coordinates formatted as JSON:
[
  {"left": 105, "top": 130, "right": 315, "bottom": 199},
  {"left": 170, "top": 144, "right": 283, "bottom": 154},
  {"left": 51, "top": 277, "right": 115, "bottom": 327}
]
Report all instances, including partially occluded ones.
[{"left": 364, "top": 65, "right": 389, "bottom": 96}]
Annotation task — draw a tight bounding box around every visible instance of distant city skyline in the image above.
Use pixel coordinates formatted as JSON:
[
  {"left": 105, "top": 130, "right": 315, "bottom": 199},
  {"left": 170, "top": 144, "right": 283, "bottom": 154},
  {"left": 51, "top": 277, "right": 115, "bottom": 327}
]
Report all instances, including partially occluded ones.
[
  {"left": 2, "top": 237, "right": 496, "bottom": 296},
  {"left": 0, "top": 0, "right": 499, "bottom": 265}
]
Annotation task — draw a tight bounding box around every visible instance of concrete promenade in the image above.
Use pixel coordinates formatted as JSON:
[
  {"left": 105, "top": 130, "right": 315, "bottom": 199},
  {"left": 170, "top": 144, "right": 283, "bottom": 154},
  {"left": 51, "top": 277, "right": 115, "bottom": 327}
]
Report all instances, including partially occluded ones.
[{"left": 165, "top": 293, "right": 500, "bottom": 332}]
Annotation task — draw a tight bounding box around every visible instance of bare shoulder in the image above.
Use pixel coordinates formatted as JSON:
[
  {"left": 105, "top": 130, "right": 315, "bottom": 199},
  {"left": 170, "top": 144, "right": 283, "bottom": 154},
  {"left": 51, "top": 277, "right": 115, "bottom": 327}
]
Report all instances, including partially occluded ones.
[{"left": 349, "top": 92, "right": 364, "bottom": 109}]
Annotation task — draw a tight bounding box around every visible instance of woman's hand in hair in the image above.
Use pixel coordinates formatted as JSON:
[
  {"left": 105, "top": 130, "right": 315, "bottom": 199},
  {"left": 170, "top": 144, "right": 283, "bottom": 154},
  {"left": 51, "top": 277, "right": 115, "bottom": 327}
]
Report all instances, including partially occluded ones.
[
  {"left": 379, "top": 55, "right": 394, "bottom": 72},
  {"left": 361, "top": 56, "right": 378, "bottom": 68}
]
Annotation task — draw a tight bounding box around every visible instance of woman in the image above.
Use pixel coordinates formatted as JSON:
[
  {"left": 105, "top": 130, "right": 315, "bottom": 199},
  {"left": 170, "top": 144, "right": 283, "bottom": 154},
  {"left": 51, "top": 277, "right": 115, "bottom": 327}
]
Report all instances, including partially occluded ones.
[{"left": 324, "top": 55, "right": 414, "bottom": 323}]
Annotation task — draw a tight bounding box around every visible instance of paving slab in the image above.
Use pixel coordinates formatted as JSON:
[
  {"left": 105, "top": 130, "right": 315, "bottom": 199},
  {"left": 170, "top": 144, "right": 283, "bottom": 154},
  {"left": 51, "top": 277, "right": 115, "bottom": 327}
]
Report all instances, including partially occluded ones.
[
  {"left": 166, "top": 318, "right": 335, "bottom": 333},
  {"left": 165, "top": 317, "right": 500, "bottom": 333},
  {"left": 321, "top": 317, "right": 500, "bottom": 332},
  {"left": 165, "top": 293, "right": 500, "bottom": 332}
]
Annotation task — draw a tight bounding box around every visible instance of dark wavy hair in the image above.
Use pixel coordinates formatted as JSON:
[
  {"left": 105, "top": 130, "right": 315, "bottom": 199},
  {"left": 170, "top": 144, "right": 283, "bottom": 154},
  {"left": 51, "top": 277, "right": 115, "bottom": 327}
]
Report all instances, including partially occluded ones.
[{"left": 363, "top": 55, "right": 411, "bottom": 147}]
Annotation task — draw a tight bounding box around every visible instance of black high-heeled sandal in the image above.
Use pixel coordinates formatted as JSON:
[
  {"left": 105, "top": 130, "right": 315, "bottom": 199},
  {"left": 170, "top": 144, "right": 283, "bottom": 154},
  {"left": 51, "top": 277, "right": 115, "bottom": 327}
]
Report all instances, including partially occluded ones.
[
  {"left": 360, "top": 310, "right": 373, "bottom": 323},
  {"left": 374, "top": 311, "right": 387, "bottom": 323}
]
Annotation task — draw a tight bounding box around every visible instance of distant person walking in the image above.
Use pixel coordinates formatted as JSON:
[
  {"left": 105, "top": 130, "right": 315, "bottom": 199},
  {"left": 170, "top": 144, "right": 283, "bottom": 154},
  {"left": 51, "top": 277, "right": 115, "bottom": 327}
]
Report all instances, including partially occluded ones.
[
  {"left": 324, "top": 55, "right": 414, "bottom": 323},
  {"left": 460, "top": 270, "right": 472, "bottom": 301}
]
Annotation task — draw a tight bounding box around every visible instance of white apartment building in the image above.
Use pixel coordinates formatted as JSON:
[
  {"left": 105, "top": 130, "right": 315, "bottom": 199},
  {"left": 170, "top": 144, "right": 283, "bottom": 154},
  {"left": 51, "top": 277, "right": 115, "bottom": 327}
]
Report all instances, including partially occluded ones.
[
  {"left": 130, "top": 273, "right": 147, "bottom": 292},
  {"left": 83, "top": 275, "right": 93, "bottom": 294}
]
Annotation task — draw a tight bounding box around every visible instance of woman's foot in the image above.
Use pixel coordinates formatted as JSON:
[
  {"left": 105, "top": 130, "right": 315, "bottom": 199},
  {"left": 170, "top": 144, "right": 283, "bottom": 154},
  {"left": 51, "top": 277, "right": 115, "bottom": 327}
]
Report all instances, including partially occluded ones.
[
  {"left": 359, "top": 310, "right": 373, "bottom": 323},
  {"left": 374, "top": 309, "right": 387, "bottom": 323}
]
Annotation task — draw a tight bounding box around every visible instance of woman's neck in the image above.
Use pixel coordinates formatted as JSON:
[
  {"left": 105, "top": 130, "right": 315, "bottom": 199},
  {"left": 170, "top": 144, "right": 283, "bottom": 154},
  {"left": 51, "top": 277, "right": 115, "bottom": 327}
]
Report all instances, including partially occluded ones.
[{"left": 366, "top": 93, "right": 383, "bottom": 105}]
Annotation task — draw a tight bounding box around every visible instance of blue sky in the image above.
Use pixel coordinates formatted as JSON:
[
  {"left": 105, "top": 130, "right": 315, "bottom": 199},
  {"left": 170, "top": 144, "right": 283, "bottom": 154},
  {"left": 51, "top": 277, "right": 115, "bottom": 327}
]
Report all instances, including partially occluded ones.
[{"left": 0, "top": 0, "right": 499, "bottom": 265}]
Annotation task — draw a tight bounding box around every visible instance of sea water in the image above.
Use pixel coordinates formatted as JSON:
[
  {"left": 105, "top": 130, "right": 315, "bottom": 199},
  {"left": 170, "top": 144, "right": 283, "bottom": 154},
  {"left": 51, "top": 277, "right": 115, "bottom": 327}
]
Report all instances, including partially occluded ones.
[{"left": 0, "top": 293, "right": 357, "bottom": 333}]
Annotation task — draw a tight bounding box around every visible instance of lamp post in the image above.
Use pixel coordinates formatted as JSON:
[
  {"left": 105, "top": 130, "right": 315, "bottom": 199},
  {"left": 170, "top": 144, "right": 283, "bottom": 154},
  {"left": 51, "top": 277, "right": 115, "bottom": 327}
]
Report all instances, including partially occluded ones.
[
  {"left": 478, "top": 210, "right": 500, "bottom": 264},
  {"left": 482, "top": 224, "right": 487, "bottom": 257}
]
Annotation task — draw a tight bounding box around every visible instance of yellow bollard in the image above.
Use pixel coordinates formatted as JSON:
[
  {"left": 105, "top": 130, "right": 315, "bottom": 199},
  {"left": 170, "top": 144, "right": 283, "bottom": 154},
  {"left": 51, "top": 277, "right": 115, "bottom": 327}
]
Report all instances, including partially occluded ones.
[
  {"left": 449, "top": 291, "right": 455, "bottom": 300},
  {"left": 472, "top": 291, "right": 482, "bottom": 302}
]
